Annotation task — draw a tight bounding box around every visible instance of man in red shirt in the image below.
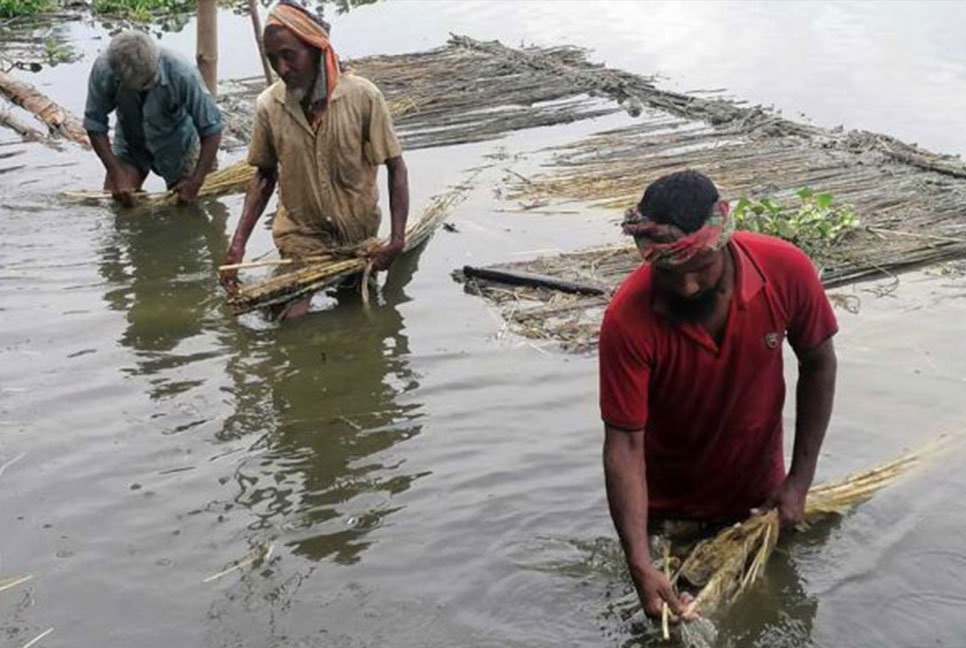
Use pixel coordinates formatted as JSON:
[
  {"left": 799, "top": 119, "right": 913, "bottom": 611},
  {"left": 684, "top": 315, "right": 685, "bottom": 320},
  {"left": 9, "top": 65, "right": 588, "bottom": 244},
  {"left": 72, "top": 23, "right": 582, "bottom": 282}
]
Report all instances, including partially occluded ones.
[{"left": 599, "top": 170, "right": 838, "bottom": 620}]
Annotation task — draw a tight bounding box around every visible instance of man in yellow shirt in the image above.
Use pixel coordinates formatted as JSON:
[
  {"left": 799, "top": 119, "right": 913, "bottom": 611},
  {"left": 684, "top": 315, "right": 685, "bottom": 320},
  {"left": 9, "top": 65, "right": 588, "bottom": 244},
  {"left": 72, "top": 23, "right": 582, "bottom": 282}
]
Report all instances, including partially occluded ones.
[{"left": 222, "top": 0, "right": 409, "bottom": 318}]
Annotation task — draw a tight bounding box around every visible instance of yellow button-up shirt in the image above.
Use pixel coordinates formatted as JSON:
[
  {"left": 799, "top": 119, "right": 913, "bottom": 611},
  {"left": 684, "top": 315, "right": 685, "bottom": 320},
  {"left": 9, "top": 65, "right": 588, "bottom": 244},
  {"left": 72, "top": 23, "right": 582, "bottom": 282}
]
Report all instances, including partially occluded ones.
[{"left": 247, "top": 74, "right": 402, "bottom": 256}]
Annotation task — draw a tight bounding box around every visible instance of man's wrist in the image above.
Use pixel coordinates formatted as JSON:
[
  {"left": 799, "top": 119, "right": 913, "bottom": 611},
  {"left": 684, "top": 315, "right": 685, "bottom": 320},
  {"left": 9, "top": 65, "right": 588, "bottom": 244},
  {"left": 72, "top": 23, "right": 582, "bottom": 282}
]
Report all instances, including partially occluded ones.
[
  {"left": 627, "top": 556, "right": 656, "bottom": 579},
  {"left": 785, "top": 467, "right": 813, "bottom": 491}
]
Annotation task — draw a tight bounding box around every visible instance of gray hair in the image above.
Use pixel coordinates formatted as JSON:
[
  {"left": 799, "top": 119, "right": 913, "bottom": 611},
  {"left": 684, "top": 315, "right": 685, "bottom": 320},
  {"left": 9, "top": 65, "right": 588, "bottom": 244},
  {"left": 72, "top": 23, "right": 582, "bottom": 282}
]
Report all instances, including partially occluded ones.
[{"left": 107, "top": 31, "right": 160, "bottom": 90}]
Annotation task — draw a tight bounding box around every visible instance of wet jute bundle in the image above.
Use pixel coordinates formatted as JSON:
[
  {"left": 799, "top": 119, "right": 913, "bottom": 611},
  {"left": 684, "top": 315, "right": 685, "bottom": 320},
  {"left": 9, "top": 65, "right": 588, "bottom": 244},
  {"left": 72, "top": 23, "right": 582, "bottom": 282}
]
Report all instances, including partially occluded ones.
[
  {"left": 224, "top": 183, "right": 466, "bottom": 315},
  {"left": 673, "top": 439, "right": 946, "bottom": 618},
  {"left": 62, "top": 159, "right": 257, "bottom": 206}
]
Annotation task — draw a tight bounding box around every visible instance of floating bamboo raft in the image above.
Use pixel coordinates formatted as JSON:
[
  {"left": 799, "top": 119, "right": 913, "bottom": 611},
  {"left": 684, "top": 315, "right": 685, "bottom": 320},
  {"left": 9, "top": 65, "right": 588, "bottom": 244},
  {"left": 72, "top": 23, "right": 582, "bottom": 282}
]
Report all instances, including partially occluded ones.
[
  {"left": 452, "top": 46, "right": 966, "bottom": 351},
  {"left": 217, "top": 34, "right": 625, "bottom": 152},
  {"left": 460, "top": 230, "right": 966, "bottom": 352}
]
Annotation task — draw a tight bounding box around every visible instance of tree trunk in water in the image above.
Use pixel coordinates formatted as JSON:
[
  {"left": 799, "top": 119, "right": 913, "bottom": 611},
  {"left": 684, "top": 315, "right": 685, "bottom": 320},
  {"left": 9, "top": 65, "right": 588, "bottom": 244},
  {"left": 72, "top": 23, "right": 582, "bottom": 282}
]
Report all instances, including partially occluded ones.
[
  {"left": 0, "top": 102, "right": 55, "bottom": 145},
  {"left": 0, "top": 70, "right": 89, "bottom": 148},
  {"left": 248, "top": 0, "right": 274, "bottom": 87},
  {"left": 197, "top": 0, "right": 218, "bottom": 97}
]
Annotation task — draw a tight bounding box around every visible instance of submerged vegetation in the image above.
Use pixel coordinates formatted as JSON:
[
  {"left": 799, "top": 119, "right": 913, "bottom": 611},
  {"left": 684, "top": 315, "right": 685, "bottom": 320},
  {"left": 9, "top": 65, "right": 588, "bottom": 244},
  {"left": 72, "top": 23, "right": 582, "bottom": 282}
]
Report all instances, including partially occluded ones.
[{"left": 733, "top": 187, "right": 860, "bottom": 259}]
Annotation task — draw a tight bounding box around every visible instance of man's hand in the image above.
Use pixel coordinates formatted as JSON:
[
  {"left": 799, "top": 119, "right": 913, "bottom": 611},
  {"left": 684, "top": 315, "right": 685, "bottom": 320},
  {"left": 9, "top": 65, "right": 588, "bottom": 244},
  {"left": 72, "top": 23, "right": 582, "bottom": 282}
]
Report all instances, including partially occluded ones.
[
  {"left": 174, "top": 175, "right": 204, "bottom": 204},
  {"left": 107, "top": 169, "right": 137, "bottom": 208},
  {"left": 370, "top": 237, "right": 404, "bottom": 271},
  {"left": 766, "top": 475, "right": 809, "bottom": 528},
  {"left": 630, "top": 562, "right": 697, "bottom": 621},
  {"left": 220, "top": 241, "right": 245, "bottom": 294}
]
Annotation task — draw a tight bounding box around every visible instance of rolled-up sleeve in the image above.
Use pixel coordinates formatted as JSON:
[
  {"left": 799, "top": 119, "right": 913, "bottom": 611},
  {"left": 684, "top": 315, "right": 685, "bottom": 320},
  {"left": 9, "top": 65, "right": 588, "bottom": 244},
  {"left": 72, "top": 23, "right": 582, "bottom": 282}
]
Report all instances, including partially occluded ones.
[
  {"left": 784, "top": 246, "right": 838, "bottom": 352},
  {"left": 177, "top": 63, "right": 222, "bottom": 138},
  {"left": 363, "top": 86, "right": 402, "bottom": 166},
  {"left": 83, "top": 56, "right": 115, "bottom": 134},
  {"left": 246, "top": 97, "right": 276, "bottom": 169}
]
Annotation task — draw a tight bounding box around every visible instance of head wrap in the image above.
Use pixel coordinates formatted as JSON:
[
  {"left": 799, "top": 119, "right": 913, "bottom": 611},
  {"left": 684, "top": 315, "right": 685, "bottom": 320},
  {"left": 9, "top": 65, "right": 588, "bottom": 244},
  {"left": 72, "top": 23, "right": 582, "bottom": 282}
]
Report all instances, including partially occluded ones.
[
  {"left": 622, "top": 202, "right": 733, "bottom": 269},
  {"left": 267, "top": 0, "right": 340, "bottom": 109}
]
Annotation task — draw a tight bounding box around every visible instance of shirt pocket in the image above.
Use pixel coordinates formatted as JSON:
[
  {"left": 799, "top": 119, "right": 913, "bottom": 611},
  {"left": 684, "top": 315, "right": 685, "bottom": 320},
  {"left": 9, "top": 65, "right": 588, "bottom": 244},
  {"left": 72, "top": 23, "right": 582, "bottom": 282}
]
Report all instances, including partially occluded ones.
[{"left": 331, "top": 126, "right": 366, "bottom": 192}]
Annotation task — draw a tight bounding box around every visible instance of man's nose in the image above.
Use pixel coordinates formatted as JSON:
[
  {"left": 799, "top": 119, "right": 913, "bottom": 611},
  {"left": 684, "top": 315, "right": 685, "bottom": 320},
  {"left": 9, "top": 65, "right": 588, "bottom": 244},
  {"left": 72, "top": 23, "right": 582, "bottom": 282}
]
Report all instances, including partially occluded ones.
[
  {"left": 675, "top": 274, "right": 702, "bottom": 298},
  {"left": 275, "top": 59, "right": 290, "bottom": 78}
]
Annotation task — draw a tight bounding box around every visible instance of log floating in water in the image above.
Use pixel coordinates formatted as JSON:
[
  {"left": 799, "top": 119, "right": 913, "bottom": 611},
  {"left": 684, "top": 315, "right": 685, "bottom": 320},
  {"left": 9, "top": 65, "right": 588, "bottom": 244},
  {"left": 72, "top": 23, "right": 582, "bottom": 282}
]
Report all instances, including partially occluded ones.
[
  {"left": 462, "top": 265, "right": 606, "bottom": 295},
  {"left": 0, "top": 70, "right": 90, "bottom": 148},
  {"left": 0, "top": 102, "right": 58, "bottom": 147}
]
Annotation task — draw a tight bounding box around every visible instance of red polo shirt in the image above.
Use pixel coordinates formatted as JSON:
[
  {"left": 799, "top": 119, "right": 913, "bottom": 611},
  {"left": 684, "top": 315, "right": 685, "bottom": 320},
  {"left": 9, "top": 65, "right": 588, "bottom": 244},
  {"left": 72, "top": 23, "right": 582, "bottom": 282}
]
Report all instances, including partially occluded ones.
[{"left": 599, "top": 232, "right": 837, "bottom": 519}]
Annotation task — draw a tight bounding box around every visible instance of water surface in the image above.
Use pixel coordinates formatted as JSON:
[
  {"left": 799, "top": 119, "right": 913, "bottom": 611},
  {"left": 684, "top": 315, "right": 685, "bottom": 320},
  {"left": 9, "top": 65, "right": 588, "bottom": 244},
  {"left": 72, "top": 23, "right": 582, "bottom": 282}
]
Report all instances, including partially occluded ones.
[{"left": 2, "top": 2, "right": 966, "bottom": 646}]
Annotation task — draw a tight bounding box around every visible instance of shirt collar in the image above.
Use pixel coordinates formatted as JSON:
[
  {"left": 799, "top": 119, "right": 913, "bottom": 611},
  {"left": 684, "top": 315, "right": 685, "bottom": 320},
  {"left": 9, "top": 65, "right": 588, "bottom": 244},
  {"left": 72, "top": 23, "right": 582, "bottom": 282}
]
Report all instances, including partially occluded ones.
[
  {"left": 156, "top": 54, "right": 170, "bottom": 87},
  {"left": 273, "top": 75, "right": 345, "bottom": 135},
  {"left": 731, "top": 234, "right": 766, "bottom": 308}
]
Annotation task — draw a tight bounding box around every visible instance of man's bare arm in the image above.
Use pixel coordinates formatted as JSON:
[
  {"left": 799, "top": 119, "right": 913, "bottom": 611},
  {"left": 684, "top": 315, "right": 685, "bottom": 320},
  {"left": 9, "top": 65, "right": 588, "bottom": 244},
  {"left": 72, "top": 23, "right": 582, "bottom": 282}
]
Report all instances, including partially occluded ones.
[
  {"left": 220, "top": 166, "right": 278, "bottom": 292},
  {"left": 774, "top": 337, "right": 837, "bottom": 524},
  {"left": 175, "top": 132, "right": 222, "bottom": 203},
  {"left": 791, "top": 337, "right": 837, "bottom": 486},
  {"left": 604, "top": 425, "right": 690, "bottom": 619},
  {"left": 89, "top": 132, "right": 122, "bottom": 178},
  {"left": 88, "top": 131, "right": 138, "bottom": 205},
  {"left": 370, "top": 155, "right": 409, "bottom": 271}
]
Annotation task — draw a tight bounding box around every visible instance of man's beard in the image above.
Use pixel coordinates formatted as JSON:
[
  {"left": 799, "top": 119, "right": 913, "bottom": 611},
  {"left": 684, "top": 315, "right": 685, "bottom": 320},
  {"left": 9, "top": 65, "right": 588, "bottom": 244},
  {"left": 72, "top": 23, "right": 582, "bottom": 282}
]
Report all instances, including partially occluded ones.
[
  {"left": 665, "top": 276, "right": 724, "bottom": 324},
  {"left": 285, "top": 60, "right": 326, "bottom": 107},
  {"left": 286, "top": 82, "right": 310, "bottom": 103}
]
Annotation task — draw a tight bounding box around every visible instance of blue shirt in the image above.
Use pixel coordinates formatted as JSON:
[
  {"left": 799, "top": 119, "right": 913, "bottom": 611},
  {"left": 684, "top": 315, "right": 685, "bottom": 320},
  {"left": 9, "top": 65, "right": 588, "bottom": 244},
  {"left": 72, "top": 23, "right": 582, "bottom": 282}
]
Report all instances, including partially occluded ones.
[{"left": 84, "top": 49, "right": 222, "bottom": 184}]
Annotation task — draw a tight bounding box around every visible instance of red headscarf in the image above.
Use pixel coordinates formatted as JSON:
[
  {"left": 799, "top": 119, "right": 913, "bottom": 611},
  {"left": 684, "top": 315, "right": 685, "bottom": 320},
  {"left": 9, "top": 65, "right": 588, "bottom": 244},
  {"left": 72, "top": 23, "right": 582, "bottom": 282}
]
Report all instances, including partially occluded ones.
[{"left": 622, "top": 203, "right": 733, "bottom": 268}]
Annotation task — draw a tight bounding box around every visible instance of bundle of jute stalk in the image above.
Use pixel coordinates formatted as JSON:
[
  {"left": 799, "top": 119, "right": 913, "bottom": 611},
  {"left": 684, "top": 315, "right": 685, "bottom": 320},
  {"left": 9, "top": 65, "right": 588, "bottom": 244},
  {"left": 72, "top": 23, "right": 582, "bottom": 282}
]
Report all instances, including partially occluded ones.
[
  {"left": 669, "top": 443, "right": 939, "bottom": 620},
  {"left": 222, "top": 182, "right": 466, "bottom": 315},
  {"left": 62, "top": 159, "right": 257, "bottom": 207}
]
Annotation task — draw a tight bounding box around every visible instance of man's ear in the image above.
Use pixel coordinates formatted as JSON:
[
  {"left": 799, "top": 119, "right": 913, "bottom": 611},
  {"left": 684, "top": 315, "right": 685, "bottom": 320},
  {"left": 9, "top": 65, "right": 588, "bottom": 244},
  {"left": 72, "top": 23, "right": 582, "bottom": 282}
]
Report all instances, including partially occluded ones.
[{"left": 715, "top": 199, "right": 730, "bottom": 217}]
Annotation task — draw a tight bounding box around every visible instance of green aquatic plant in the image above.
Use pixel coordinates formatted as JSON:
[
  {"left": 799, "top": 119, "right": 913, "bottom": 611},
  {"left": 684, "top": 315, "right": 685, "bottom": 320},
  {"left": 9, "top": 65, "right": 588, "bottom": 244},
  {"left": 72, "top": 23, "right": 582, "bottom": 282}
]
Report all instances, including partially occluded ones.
[
  {"left": 732, "top": 187, "right": 860, "bottom": 258},
  {"left": 90, "top": 0, "right": 193, "bottom": 21},
  {"left": 0, "top": 0, "right": 50, "bottom": 18},
  {"left": 43, "top": 36, "right": 80, "bottom": 65}
]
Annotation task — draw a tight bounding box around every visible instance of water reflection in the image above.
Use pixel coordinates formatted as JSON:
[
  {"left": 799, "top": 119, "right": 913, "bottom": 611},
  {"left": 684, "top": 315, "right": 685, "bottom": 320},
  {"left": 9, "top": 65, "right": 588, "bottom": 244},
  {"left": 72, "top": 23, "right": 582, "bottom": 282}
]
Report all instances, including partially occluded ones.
[
  {"left": 223, "top": 246, "right": 426, "bottom": 564},
  {"left": 98, "top": 200, "right": 230, "bottom": 398},
  {"left": 197, "top": 246, "right": 427, "bottom": 646}
]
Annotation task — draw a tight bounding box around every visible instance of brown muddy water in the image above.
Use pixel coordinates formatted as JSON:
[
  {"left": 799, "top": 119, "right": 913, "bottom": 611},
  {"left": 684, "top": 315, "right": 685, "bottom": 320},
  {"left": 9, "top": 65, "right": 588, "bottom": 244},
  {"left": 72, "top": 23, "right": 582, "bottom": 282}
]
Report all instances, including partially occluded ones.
[{"left": 2, "top": 2, "right": 966, "bottom": 647}]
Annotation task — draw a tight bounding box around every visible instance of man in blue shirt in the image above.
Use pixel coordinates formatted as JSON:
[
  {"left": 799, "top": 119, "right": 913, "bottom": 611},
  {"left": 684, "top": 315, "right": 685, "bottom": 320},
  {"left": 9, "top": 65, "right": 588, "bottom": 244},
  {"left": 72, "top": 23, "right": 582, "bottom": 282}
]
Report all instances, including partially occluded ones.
[{"left": 84, "top": 31, "right": 222, "bottom": 206}]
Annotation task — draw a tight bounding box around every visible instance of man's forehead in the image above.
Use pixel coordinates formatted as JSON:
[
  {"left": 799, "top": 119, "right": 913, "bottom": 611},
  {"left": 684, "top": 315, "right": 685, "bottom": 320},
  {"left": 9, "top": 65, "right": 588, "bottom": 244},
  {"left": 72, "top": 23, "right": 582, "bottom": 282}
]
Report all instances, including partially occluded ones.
[
  {"left": 653, "top": 250, "right": 720, "bottom": 275},
  {"left": 265, "top": 26, "right": 308, "bottom": 51}
]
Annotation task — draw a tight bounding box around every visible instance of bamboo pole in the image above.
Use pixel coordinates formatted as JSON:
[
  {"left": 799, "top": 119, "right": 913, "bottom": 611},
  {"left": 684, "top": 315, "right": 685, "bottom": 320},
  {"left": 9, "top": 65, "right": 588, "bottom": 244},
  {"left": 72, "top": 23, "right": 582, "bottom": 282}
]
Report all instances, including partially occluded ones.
[
  {"left": 0, "top": 70, "right": 89, "bottom": 147},
  {"left": 196, "top": 0, "right": 218, "bottom": 98},
  {"left": 0, "top": 103, "right": 54, "bottom": 146},
  {"left": 248, "top": 0, "right": 274, "bottom": 87}
]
